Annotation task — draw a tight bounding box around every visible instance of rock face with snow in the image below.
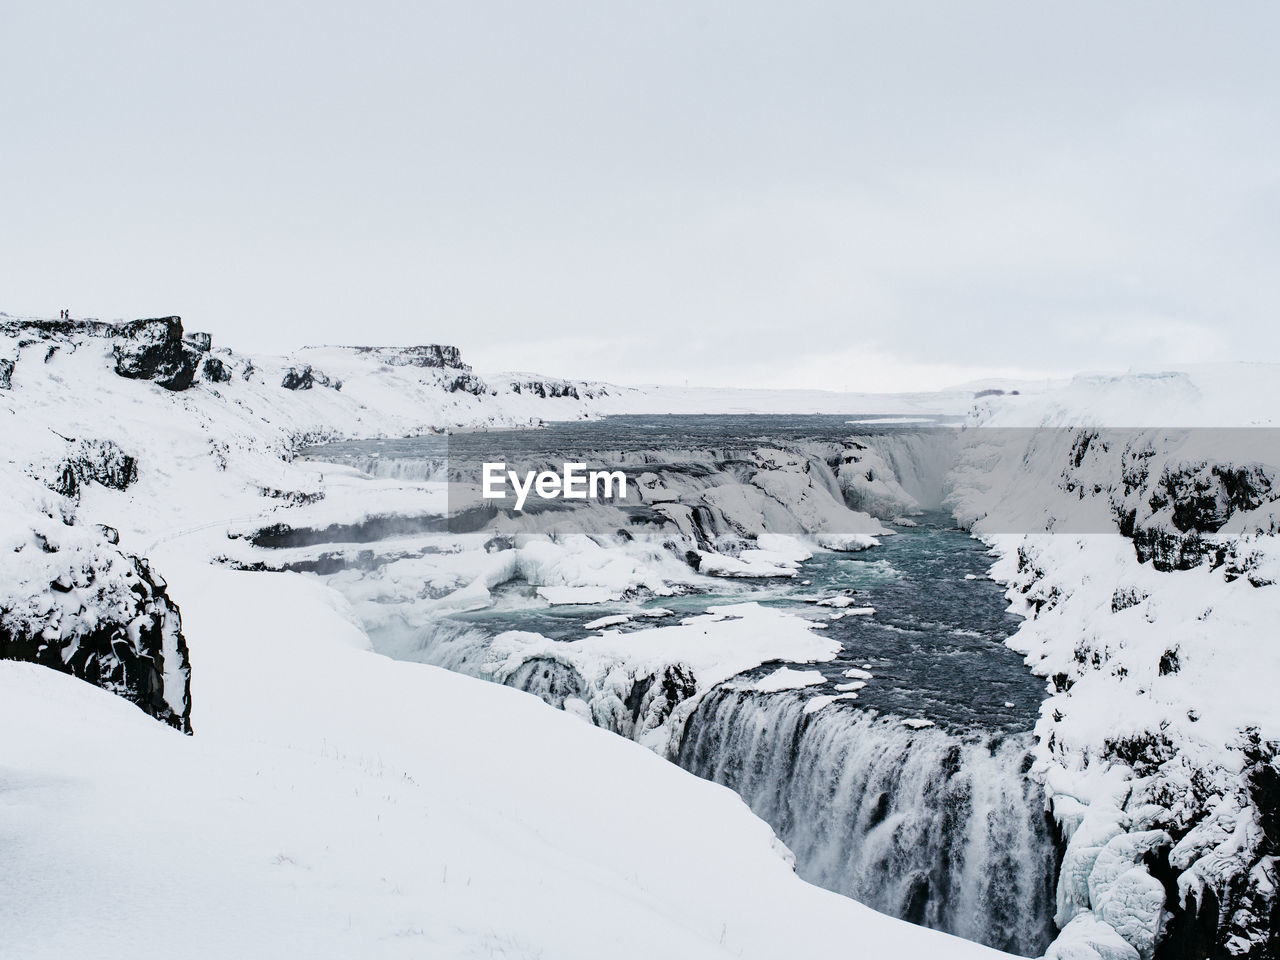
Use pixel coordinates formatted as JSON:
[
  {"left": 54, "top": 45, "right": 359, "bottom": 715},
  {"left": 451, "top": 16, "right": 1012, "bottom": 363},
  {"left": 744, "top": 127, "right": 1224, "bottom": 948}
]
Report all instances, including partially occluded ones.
[
  {"left": 0, "top": 473, "right": 192, "bottom": 733},
  {"left": 46, "top": 438, "right": 139, "bottom": 500},
  {"left": 0, "top": 315, "right": 213, "bottom": 392},
  {"left": 333, "top": 343, "right": 470, "bottom": 369},
  {"left": 201, "top": 355, "right": 232, "bottom": 382},
  {"left": 947, "top": 375, "right": 1280, "bottom": 960},
  {"left": 307, "top": 344, "right": 486, "bottom": 394},
  {"left": 0, "top": 426, "right": 190, "bottom": 732},
  {"left": 280, "top": 363, "right": 341, "bottom": 391},
  {"left": 499, "top": 375, "right": 611, "bottom": 401},
  {"left": 0, "top": 315, "right": 650, "bottom": 740},
  {"left": 111, "top": 316, "right": 208, "bottom": 391}
]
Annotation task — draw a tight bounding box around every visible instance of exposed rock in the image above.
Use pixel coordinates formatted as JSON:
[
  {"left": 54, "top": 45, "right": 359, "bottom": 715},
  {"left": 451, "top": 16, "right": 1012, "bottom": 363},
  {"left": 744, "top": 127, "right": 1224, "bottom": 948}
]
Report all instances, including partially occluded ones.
[
  {"left": 0, "top": 317, "right": 117, "bottom": 339},
  {"left": 0, "top": 357, "right": 13, "bottom": 389},
  {"left": 112, "top": 317, "right": 205, "bottom": 391},
  {"left": 281, "top": 363, "right": 340, "bottom": 391},
  {"left": 281, "top": 365, "right": 314, "bottom": 390},
  {"left": 336, "top": 344, "right": 470, "bottom": 370},
  {"left": 201, "top": 356, "right": 232, "bottom": 383},
  {"left": 42, "top": 439, "right": 139, "bottom": 501},
  {"left": 503, "top": 377, "right": 611, "bottom": 401},
  {"left": 186, "top": 331, "right": 213, "bottom": 352},
  {"left": 443, "top": 373, "right": 484, "bottom": 395},
  {"left": 0, "top": 487, "right": 192, "bottom": 734}
]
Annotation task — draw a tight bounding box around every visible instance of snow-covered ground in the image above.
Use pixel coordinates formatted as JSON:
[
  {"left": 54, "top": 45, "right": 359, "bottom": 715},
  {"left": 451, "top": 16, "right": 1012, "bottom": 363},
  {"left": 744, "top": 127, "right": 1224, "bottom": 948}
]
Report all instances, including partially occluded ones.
[
  {"left": 0, "top": 562, "right": 1007, "bottom": 960},
  {"left": 4, "top": 312, "right": 1279, "bottom": 959},
  {"left": 0, "top": 314, "right": 1013, "bottom": 959}
]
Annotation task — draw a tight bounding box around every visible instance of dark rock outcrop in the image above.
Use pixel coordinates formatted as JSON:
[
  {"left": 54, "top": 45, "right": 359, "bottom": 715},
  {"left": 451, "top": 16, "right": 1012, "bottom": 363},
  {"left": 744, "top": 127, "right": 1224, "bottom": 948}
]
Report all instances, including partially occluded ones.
[
  {"left": 281, "top": 364, "right": 340, "bottom": 391},
  {"left": 201, "top": 356, "right": 232, "bottom": 383},
  {"left": 444, "top": 373, "right": 485, "bottom": 395},
  {"left": 281, "top": 365, "right": 314, "bottom": 390},
  {"left": 503, "top": 377, "right": 611, "bottom": 401},
  {"left": 339, "top": 344, "right": 470, "bottom": 370},
  {"left": 43, "top": 439, "right": 139, "bottom": 501},
  {"left": 112, "top": 317, "right": 205, "bottom": 391},
  {"left": 0, "top": 357, "right": 13, "bottom": 389},
  {"left": 0, "top": 546, "right": 192, "bottom": 733},
  {"left": 0, "top": 317, "right": 117, "bottom": 339}
]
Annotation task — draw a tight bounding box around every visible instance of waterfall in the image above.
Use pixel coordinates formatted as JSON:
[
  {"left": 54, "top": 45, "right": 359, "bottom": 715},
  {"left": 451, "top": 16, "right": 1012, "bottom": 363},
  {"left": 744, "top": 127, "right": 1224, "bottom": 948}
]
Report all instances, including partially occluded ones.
[
  {"left": 344, "top": 455, "right": 446, "bottom": 482},
  {"left": 860, "top": 430, "right": 958, "bottom": 510},
  {"left": 677, "top": 687, "right": 1057, "bottom": 957}
]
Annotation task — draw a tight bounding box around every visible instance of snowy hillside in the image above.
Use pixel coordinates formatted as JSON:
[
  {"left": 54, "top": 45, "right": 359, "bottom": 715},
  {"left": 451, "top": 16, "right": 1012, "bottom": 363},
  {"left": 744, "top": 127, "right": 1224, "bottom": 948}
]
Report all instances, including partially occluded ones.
[
  {"left": 950, "top": 367, "right": 1280, "bottom": 960},
  {"left": 0, "top": 314, "right": 1011, "bottom": 960}
]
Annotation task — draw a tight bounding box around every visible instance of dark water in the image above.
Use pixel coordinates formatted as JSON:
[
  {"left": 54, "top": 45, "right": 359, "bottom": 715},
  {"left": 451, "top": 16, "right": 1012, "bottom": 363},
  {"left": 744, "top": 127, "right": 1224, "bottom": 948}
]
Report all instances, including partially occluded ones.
[
  {"left": 434, "top": 510, "right": 1041, "bottom": 733},
  {"left": 302, "top": 412, "right": 960, "bottom": 461}
]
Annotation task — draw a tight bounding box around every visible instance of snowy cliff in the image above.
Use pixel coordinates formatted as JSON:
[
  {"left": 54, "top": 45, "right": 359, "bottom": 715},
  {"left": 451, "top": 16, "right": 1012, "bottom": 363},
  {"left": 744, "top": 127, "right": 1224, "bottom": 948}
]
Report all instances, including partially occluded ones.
[
  {"left": 949, "top": 367, "right": 1280, "bottom": 960},
  {"left": 0, "top": 314, "right": 633, "bottom": 726}
]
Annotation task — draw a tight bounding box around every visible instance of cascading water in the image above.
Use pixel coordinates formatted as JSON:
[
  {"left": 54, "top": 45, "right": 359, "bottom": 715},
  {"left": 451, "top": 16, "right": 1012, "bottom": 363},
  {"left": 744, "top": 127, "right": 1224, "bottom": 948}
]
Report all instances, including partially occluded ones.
[{"left": 677, "top": 688, "right": 1056, "bottom": 956}]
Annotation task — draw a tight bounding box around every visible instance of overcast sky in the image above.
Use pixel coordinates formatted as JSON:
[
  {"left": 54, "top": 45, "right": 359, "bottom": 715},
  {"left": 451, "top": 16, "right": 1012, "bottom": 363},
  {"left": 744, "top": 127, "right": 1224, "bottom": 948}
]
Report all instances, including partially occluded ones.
[{"left": 3, "top": 2, "right": 1277, "bottom": 390}]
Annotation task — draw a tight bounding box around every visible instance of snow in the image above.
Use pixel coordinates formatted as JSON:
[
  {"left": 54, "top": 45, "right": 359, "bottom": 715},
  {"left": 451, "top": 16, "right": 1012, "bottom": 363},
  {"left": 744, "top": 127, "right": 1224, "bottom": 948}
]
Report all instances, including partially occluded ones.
[
  {"left": 901, "top": 718, "right": 936, "bottom": 730},
  {"left": 583, "top": 613, "right": 633, "bottom": 630},
  {"left": 695, "top": 550, "right": 799, "bottom": 578},
  {"left": 0, "top": 316, "right": 1027, "bottom": 960},
  {"left": 814, "top": 532, "right": 881, "bottom": 551},
  {"left": 803, "top": 692, "right": 861, "bottom": 714},
  {"left": 815, "top": 595, "right": 858, "bottom": 607},
  {"left": 0, "top": 563, "right": 1012, "bottom": 960},
  {"left": 951, "top": 362, "right": 1280, "bottom": 957},
  {"left": 751, "top": 667, "right": 828, "bottom": 692},
  {"left": 9, "top": 315, "right": 1280, "bottom": 959}
]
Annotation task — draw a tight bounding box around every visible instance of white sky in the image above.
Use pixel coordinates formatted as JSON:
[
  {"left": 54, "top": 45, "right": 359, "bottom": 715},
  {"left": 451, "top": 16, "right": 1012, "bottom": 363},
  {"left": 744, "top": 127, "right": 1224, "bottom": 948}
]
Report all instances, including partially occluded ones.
[{"left": 3, "top": 2, "right": 1277, "bottom": 391}]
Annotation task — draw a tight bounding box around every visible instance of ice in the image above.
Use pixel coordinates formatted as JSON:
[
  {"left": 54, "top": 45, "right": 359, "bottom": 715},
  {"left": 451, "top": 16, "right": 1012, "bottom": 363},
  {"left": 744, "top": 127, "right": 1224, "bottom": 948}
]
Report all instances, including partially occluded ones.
[
  {"left": 814, "top": 532, "right": 881, "bottom": 551},
  {"left": 752, "top": 667, "right": 827, "bottom": 693},
  {"left": 584, "top": 614, "right": 633, "bottom": 630},
  {"left": 1047, "top": 913, "right": 1141, "bottom": 960}
]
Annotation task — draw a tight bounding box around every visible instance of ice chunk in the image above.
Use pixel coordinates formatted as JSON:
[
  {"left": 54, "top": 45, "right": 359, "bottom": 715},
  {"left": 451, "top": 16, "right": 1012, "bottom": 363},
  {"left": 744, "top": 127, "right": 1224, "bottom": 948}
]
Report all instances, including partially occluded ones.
[
  {"left": 1047, "top": 912, "right": 1141, "bottom": 960},
  {"left": 1056, "top": 806, "right": 1127, "bottom": 928},
  {"left": 695, "top": 550, "right": 797, "bottom": 579},
  {"left": 537, "top": 586, "right": 618, "bottom": 605},
  {"left": 813, "top": 533, "right": 880, "bottom": 552},
  {"left": 584, "top": 614, "right": 632, "bottom": 630},
  {"left": 1088, "top": 831, "right": 1171, "bottom": 910},
  {"left": 1096, "top": 868, "right": 1168, "bottom": 960},
  {"left": 751, "top": 667, "right": 827, "bottom": 693}
]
